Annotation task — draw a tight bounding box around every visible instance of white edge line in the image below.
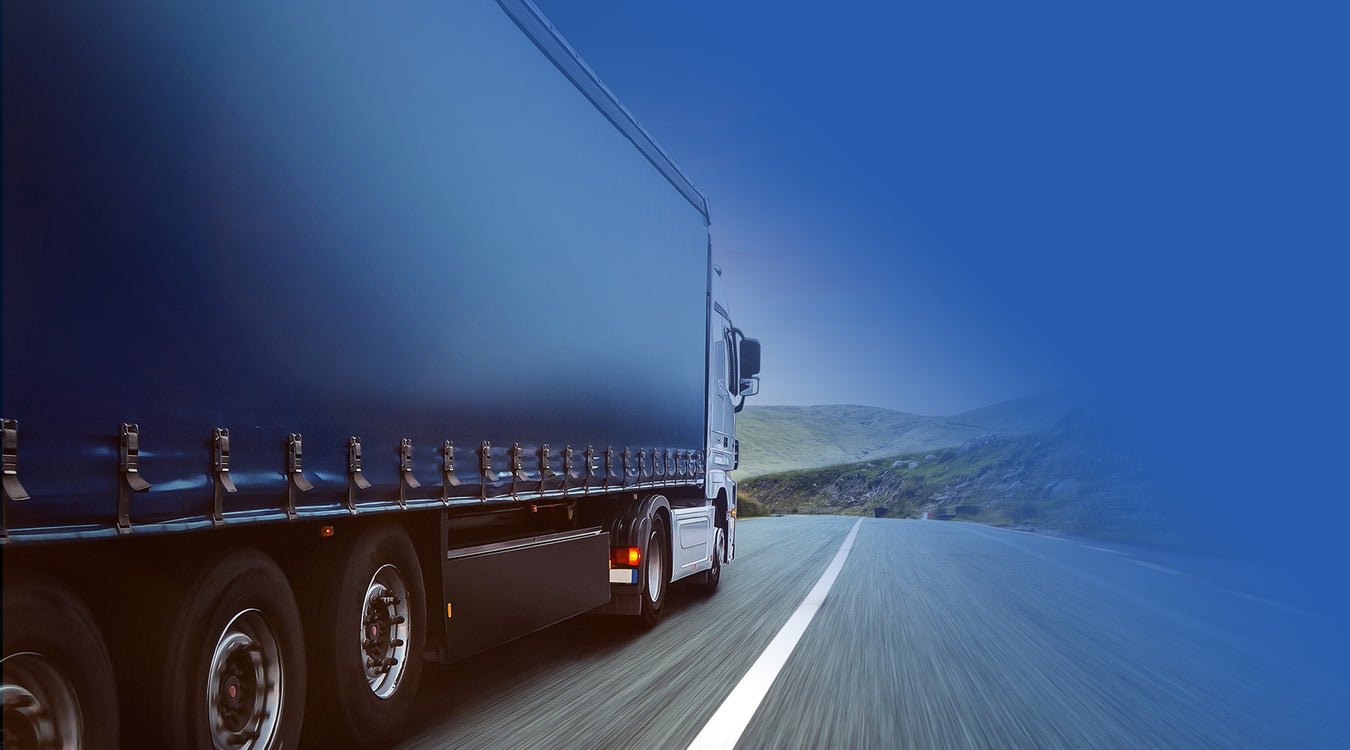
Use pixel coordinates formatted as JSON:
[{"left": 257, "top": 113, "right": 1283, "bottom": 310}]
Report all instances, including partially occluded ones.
[{"left": 686, "top": 518, "right": 864, "bottom": 750}]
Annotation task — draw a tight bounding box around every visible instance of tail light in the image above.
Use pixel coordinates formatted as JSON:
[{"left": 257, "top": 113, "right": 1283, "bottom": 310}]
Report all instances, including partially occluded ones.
[{"left": 610, "top": 546, "right": 640, "bottom": 567}]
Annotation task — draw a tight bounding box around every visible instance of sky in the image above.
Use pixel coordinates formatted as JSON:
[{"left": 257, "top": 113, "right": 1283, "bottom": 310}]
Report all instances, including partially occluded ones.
[
  {"left": 531, "top": 0, "right": 1350, "bottom": 604},
  {"left": 532, "top": 0, "right": 1346, "bottom": 417}
]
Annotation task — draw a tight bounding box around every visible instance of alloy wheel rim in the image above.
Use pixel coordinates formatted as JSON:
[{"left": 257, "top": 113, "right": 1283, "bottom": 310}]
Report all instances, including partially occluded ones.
[
  {"left": 647, "top": 531, "right": 664, "bottom": 602},
  {"left": 2, "top": 653, "right": 82, "bottom": 750},
  {"left": 207, "top": 609, "right": 282, "bottom": 750},
  {"left": 361, "top": 564, "right": 411, "bottom": 699}
]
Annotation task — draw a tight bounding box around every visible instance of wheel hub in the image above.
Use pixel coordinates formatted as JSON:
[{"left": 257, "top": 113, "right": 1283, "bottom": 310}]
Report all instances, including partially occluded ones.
[
  {"left": 208, "top": 610, "right": 281, "bottom": 749},
  {"left": 361, "top": 565, "right": 410, "bottom": 699},
  {"left": 2, "top": 653, "right": 82, "bottom": 750}
]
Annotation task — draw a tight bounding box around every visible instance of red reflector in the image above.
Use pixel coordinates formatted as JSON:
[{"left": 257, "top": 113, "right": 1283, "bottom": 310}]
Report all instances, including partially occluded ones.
[{"left": 320, "top": 525, "right": 335, "bottom": 538}]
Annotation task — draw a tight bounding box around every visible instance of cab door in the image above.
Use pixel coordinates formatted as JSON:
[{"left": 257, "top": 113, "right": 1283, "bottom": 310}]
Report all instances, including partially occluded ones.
[{"left": 709, "top": 314, "right": 736, "bottom": 473}]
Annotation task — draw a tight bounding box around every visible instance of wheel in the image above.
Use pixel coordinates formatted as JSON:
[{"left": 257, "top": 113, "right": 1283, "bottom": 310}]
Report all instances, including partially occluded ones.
[
  {"left": 697, "top": 527, "right": 725, "bottom": 596},
  {"left": 639, "top": 514, "right": 671, "bottom": 627},
  {"left": 2, "top": 581, "right": 119, "bottom": 750},
  {"left": 161, "top": 549, "right": 306, "bottom": 750},
  {"left": 310, "top": 524, "right": 425, "bottom": 748}
]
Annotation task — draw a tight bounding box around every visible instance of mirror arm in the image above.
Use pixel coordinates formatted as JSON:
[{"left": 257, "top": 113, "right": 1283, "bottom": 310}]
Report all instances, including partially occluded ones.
[{"left": 729, "top": 327, "right": 743, "bottom": 389}]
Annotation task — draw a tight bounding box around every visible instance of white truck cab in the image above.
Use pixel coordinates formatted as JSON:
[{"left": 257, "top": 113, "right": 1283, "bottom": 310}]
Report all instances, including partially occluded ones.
[{"left": 705, "top": 263, "right": 761, "bottom": 563}]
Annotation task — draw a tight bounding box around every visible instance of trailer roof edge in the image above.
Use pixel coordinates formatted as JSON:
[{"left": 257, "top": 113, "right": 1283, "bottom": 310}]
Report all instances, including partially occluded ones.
[{"left": 495, "top": 0, "right": 710, "bottom": 223}]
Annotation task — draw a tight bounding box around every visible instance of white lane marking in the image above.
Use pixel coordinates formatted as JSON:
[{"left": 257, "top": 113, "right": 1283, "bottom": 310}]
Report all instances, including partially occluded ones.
[{"left": 686, "top": 517, "right": 864, "bottom": 750}]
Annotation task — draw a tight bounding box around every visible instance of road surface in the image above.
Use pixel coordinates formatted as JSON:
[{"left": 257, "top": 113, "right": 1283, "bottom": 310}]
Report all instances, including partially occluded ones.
[{"left": 388, "top": 516, "right": 1345, "bottom": 749}]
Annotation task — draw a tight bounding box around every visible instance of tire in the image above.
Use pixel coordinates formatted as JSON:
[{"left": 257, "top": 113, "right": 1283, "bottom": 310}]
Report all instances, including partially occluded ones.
[
  {"left": 697, "top": 527, "right": 725, "bottom": 596},
  {"left": 162, "top": 549, "right": 306, "bottom": 750},
  {"left": 2, "top": 581, "right": 119, "bottom": 750},
  {"left": 639, "top": 514, "right": 671, "bottom": 627},
  {"left": 310, "top": 524, "right": 425, "bottom": 749}
]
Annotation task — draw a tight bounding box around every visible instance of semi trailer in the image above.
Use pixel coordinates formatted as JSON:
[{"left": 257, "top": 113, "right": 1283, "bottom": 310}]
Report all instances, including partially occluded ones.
[{"left": 1, "top": 1, "right": 761, "bottom": 747}]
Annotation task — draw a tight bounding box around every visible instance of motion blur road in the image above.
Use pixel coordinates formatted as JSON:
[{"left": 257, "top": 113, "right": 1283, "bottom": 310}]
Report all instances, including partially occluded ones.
[{"left": 389, "top": 516, "right": 1345, "bottom": 749}]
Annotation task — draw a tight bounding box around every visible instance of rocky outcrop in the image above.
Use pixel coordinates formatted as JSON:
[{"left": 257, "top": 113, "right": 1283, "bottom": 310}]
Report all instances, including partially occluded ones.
[{"left": 958, "top": 433, "right": 999, "bottom": 456}]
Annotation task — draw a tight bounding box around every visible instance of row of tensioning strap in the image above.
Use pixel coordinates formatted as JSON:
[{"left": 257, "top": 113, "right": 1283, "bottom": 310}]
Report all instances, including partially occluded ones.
[{"left": 0, "top": 418, "right": 705, "bottom": 541}]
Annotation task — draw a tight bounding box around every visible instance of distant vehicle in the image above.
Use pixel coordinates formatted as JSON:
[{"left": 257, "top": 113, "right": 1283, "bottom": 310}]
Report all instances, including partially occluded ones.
[{"left": 1, "top": 1, "right": 761, "bottom": 747}]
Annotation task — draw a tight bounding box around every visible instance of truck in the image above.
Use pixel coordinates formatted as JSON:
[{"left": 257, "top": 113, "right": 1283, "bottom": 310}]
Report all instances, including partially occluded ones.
[{"left": 1, "top": 1, "right": 761, "bottom": 747}]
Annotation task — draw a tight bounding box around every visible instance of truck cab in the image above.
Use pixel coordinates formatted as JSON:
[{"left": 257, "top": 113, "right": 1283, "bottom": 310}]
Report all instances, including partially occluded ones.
[{"left": 706, "top": 263, "right": 761, "bottom": 563}]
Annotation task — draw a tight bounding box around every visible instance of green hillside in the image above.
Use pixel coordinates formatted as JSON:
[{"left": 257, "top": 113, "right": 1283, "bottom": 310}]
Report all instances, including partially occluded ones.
[
  {"left": 947, "top": 390, "right": 1078, "bottom": 434},
  {"left": 734, "top": 391, "right": 1074, "bottom": 478},
  {"left": 739, "top": 411, "right": 1180, "bottom": 549}
]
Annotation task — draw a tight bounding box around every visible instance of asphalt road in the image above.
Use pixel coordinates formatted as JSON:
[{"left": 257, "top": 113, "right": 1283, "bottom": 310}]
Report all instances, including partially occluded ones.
[{"left": 392, "top": 516, "right": 1346, "bottom": 749}]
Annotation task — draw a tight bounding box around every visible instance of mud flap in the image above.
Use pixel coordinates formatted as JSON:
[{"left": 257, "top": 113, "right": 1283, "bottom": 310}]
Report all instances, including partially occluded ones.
[{"left": 441, "top": 528, "right": 610, "bottom": 661}]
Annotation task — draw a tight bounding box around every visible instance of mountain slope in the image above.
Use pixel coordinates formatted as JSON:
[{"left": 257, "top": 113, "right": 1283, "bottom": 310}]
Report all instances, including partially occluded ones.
[
  {"left": 734, "top": 392, "right": 1074, "bottom": 478},
  {"left": 739, "top": 412, "right": 1178, "bottom": 548},
  {"left": 947, "top": 390, "right": 1077, "bottom": 434},
  {"left": 732, "top": 405, "right": 929, "bottom": 478}
]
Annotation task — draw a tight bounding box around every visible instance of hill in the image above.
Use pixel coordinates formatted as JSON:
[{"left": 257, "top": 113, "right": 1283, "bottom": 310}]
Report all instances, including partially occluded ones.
[
  {"left": 945, "top": 390, "right": 1078, "bottom": 434},
  {"left": 738, "top": 411, "right": 1180, "bottom": 549},
  {"left": 734, "top": 391, "right": 1075, "bottom": 478}
]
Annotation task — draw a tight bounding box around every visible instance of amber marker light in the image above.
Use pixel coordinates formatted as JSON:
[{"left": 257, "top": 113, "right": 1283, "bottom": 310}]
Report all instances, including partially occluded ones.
[{"left": 611, "top": 547, "right": 641, "bottom": 567}]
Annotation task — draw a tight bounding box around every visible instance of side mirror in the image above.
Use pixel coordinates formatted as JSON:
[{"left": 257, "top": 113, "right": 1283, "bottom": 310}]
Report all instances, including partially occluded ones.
[
  {"left": 733, "top": 336, "right": 761, "bottom": 411},
  {"left": 738, "top": 378, "right": 760, "bottom": 397},
  {"left": 738, "top": 338, "right": 761, "bottom": 379}
]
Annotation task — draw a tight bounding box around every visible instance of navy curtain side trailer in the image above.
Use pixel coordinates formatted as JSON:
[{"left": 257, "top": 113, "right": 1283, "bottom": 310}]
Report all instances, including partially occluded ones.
[{"left": 1, "top": 1, "right": 762, "bottom": 748}]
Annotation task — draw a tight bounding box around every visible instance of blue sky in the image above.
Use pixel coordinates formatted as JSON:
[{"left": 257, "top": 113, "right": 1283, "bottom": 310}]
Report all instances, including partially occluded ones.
[
  {"left": 533, "top": 0, "right": 1346, "bottom": 419},
  {"left": 532, "top": 1, "right": 1349, "bottom": 604}
]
